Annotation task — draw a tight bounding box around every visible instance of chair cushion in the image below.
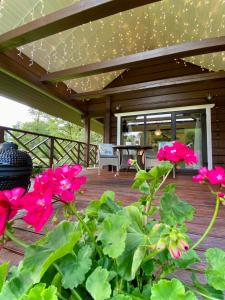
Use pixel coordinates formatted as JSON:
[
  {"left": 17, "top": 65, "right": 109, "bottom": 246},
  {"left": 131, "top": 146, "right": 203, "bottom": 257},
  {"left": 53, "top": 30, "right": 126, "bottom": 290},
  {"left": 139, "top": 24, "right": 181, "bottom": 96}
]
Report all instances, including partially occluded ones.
[{"left": 99, "top": 144, "right": 114, "bottom": 157}]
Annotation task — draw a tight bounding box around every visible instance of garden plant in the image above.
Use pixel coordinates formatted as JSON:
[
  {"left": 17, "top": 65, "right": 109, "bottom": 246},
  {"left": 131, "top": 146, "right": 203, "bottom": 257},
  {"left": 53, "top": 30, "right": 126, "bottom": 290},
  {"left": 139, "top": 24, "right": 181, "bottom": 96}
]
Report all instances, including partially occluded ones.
[{"left": 0, "top": 142, "right": 225, "bottom": 299}]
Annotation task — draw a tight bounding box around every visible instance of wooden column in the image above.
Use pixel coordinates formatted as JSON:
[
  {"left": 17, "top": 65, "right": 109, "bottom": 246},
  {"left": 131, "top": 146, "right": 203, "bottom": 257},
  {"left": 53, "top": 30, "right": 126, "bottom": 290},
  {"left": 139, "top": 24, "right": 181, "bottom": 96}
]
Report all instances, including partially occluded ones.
[
  {"left": 104, "top": 97, "right": 111, "bottom": 143},
  {"left": 84, "top": 115, "right": 90, "bottom": 167},
  {"left": 0, "top": 127, "right": 5, "bottom": 144}
]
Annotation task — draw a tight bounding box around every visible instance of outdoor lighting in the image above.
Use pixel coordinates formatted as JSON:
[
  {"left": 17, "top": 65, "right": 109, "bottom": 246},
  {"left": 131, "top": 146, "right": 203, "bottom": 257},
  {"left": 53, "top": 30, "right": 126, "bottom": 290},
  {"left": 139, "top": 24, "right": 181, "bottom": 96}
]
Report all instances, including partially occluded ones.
[{"left": 154, "top": 126, "right": 162, "bottom": 136}]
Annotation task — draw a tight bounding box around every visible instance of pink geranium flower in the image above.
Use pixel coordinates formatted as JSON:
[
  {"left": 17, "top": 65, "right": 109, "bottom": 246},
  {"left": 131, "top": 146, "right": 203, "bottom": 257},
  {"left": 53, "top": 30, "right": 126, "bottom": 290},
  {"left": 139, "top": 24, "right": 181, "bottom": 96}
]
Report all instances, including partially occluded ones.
[
  {"left": 53, "top": 165, "right": 86, "bottom": 203},
  {"left": 21, "top": 190, "right": 53, "bottom": 232},
  {"left": 193, "top": 167, "right": 208, "bottom": 183},
  {"left": 54, "top": 176, "right": 86, "bottom": 203},
  {"left": 0, "top": 188, "right": 25, "bottom": 236},
  {"left": 157, "top": 142, "right": 198, "bottom": 166},
  {"left": 33, "top": 165, "right": 86, "bottom": 203},
  {"left": 207, "top": 166, "right": 225, "bottom": 185}
]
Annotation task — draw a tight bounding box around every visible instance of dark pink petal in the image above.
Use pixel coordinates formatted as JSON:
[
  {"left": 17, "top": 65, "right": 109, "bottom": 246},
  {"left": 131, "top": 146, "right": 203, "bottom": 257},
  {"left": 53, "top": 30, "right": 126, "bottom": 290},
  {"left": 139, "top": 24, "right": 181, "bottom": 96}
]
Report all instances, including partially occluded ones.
[
  {"left": 60, "top": 190, "right": 75, "bottom": 203},
  {"left": 0, "top": 201, "right": 9, "bottom": 236}
]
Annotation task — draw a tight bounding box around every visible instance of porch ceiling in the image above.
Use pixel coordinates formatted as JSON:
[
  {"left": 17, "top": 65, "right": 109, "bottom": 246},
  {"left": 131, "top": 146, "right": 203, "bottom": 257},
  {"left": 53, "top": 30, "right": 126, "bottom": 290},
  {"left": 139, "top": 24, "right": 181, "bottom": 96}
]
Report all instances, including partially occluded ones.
[{"left": 0, "top": 0, "right": 225, "bottom": 94}]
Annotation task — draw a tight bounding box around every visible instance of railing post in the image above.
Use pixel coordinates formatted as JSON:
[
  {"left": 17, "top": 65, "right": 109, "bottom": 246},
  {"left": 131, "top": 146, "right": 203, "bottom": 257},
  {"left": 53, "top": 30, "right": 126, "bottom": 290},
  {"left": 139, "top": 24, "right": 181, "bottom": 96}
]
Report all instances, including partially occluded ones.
[
  {"left": 77, "top": 143, "right": 81, "bottom": 164},
  {"left": 0, "top": 127, "right": 5, "bottom": 144},
  {"left": 49, "top": 137, "right": 54, "bottom": 167},
  {"left": 84, "top": 115, "right": 90, "bottom": 168}
]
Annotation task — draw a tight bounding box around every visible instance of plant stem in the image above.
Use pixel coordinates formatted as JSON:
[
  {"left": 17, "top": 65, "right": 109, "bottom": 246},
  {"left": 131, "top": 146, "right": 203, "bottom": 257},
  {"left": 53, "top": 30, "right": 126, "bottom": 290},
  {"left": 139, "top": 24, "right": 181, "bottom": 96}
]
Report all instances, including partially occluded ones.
[
  {"left": 191, "top": 197, "right": 220, "bottom": 250},
  {"left": 185, "top": 267, "right": 204, "bottom": 273},
  {"left": 71, "top": 288, "right": 83, "bottom": 300},
  {"left": 155, "top": 168, "right": 173, "bottom": 195},
  {"left": 144, "top": 167, "right": 172, "bottom": 224},
  {"left": 185, "top": 284, "right": 220, "bottom": 300},
  {"left": 68, "top": 203, "right": 102, "bottom": 258},
  {"left": 5, "top": 229, "right": 28, "bottom": 249},
  {"left": 57, "top": 293, "right": 68, "bottom": 300}
]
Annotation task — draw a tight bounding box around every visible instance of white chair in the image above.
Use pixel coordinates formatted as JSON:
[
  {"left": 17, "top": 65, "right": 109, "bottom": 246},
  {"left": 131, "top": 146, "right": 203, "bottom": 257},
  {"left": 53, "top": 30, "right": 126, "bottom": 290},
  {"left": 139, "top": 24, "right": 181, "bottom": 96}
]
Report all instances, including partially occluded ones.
[
  {"left": 145, "top": 142, "right": 176, "bottom": 178},
  {"left": 144, "top": 149, "right": 159, "bottom": 170},
  {"left": 98, "top": 144, "right": 120, "bottom": 175}
]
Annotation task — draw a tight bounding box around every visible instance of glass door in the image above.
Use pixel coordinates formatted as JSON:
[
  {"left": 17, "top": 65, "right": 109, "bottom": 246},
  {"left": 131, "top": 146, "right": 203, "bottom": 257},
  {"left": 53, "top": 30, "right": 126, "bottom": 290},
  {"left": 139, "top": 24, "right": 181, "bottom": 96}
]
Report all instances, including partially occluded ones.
[{"left": 175, "top": 110, "right": 207, "bottom": 170}]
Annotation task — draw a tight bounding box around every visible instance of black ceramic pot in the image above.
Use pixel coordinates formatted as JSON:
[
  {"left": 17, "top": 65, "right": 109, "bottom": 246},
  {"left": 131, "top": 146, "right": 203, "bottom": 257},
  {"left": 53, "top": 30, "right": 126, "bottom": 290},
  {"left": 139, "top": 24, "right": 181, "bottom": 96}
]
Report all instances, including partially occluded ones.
[{"left": 0, "top": 142, "right": 33, "bottom": 191}]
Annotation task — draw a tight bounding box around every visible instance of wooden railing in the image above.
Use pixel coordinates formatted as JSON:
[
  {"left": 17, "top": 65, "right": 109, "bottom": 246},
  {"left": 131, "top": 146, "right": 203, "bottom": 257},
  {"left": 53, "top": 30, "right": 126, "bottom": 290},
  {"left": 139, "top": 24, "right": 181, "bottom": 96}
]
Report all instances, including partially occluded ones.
[{"left": 0, "top": 126, "right": 98, "bottom": 168}]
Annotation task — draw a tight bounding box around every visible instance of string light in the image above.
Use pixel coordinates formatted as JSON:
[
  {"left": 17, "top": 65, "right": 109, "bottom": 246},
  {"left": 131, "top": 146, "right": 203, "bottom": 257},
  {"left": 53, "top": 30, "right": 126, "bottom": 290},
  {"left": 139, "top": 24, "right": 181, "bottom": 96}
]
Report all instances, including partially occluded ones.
[{"left": 0, "top": 0, "right": 225, "bottom": 92}]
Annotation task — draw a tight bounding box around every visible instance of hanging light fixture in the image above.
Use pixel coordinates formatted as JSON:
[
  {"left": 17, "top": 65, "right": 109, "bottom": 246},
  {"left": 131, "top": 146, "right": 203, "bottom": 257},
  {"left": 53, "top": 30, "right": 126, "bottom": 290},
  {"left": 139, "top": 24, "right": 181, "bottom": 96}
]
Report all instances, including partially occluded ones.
[{"left": 154, "top": 125, "right": 162, "bottom": 136}]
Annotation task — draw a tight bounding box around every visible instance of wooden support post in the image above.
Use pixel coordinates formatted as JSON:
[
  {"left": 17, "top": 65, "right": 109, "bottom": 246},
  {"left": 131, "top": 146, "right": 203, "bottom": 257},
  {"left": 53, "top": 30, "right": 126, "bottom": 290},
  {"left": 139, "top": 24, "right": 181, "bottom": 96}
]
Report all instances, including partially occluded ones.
[
  {"left": 49, "top": 137, "right": 54, "bottom": 167},
  {"left": 104, "top": 97, "right": 111, "bottom": 143},
  {"left": 84, "top": 115, "right": 90, "bottom": 168},
  {"left": 0, "top": 127, "right": 5, "bottom": 144}
]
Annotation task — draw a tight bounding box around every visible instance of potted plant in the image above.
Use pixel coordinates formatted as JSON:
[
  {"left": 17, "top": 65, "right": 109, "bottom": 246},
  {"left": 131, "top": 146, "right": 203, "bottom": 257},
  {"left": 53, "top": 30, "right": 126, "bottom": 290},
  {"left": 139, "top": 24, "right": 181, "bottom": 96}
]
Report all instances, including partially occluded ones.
[{"left": 0, "top": 142, "right": 224, "bottom": 299}]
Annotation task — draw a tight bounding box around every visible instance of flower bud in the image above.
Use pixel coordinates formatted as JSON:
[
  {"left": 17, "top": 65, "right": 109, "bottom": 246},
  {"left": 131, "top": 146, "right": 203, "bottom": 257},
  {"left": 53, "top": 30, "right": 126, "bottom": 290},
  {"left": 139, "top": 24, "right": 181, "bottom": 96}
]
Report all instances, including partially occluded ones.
[
  {"left": 127, "top": 159, "right": 136, "bottom": 166},
  {"left": 156, "top": 238, "right": 166, "bottom": 251},
  {"left": 169, "top": 242, "right": 181, "bottom": 259},
  {"left": 177, "top": 239, "right": 189, "bottom": 252}
]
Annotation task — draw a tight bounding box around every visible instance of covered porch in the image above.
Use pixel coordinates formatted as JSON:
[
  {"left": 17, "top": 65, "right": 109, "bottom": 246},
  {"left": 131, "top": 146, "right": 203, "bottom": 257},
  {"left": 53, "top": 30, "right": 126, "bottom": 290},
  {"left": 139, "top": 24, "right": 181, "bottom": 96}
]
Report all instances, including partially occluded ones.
[{"left": 0, "top": 1, "right": 225, "bottom": 297}]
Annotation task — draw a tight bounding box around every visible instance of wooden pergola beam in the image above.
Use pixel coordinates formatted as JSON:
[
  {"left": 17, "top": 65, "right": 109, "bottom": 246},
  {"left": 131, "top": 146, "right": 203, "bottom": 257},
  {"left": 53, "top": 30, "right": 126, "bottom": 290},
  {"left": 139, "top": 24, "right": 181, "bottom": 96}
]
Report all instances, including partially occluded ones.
[
  {"left": 42, "top": 36, "right": 225, "bottom": 82},
  {"left": 69, "top": 71, "right": 225, "bottom": 100},
  {"left": 0, "top": 0, "right": 160, "bottom": 52}
]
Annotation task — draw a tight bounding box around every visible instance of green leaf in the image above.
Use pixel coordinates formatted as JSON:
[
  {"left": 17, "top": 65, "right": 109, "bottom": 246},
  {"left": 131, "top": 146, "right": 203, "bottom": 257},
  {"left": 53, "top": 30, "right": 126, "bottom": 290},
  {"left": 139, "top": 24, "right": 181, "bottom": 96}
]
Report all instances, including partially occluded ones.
[
  {"left": 86, "top": 191, "right": 120, "bottom": 218},
  {"left": 163, "top": 183, "right": 176, "bottom": 193},
  {"left": 124, "top": 206, "right": 144, "bottom": 233},
  {"left": 117, "top": 227, "right": 146, "bottom": 281},
  {"left": 205, "top": 248, "right": 225, "bottom": 291},
  {"left": 151, "top": 278, "right": 197, "bottom": 300},
  {"left": 86, "top": 267, "right": 111, "bottom": 300},
  {"left": 21, "top": 284, "right": 58, "bottom": 300},
  {"left": 160, "top": 192, "right": 195, "bottom": 226},
  {"left": 139, "top": 181, "right": 150, "bottom": 193},
  {"left": 0, "top": 263, "right": 9, "bottom": 292},
  {"left": 57, "top": 245, "right": 92, "bottom": 289},
  {"left": 110, "top": 295, "right": 132, "bottom": 300},
  {"left": 149, "top": 161, "right": 173, "bottom": 179},
  {"left": 0, "top": 221, "right": 80, "bottom": 300},
  {"left": 98, "top": 212, "right": 131, "bottom": 258},
  {"left": 175, "top": 250, "right": 200, "bottom": 269}
]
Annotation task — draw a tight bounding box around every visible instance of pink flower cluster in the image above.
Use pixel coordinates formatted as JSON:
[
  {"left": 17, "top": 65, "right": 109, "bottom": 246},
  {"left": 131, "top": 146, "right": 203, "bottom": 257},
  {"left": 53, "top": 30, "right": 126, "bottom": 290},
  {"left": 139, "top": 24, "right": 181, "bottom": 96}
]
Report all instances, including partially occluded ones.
[
  {"left": 157, "top": 141, "right": 198, "bottom": 165},
  {"left": 0, "top": 165, "right": 86, "bottom": 235},
  {"left": 193, "top": 166, "right": 225, "bottom": 185}
]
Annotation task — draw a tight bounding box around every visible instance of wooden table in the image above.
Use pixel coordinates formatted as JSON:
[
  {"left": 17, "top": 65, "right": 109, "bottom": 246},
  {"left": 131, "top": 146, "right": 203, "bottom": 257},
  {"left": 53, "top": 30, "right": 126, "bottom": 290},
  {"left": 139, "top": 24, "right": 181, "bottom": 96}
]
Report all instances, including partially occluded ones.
[{"left": 113, "top": 145, "right": 152, "bottom": 169}]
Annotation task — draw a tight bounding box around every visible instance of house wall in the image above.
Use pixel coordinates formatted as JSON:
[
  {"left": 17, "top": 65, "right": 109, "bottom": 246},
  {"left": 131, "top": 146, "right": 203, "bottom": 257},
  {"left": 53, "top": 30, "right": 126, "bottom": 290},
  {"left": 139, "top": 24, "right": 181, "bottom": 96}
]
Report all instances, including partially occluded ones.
[{"left": 88, "top": 59, "right": 225, "bottom": 167}]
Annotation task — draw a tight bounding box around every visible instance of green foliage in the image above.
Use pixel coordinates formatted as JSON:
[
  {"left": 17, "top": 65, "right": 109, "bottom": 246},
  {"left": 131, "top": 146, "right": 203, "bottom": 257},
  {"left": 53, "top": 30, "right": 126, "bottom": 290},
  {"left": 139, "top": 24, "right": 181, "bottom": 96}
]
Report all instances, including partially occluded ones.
[
  {"left": 86, "top": 267, "right": 111, "bottom": 300},
  {"left": 174, "top": 250, "right": 200, "bottom": 269},
  {"left": 21, "top": 283, "right": 58, "bottom": 300},
  {"left": 0, "top": 263, "right": 9, "bottom": 292},
  {"left": 15, "top": 108, "right": 103, "bottom": 144},
  {"left": 160, "top": 192, "right": 195, "bottom": 226},
  {"left": 98, "top": 212, "right": 131, "bottom": 258},
  {"left": 0, "top": 222, "right": 80, "bottom": 300},
  {"left": 191, "top": 273, "right": 224, "bottom": 300},
  {"left": 57, "top": 245, "right": 93, "bottom": 289},
  {"left": 1, "top": 160, "right": 225, "bottom": 300},
  {"left": 205, "top": 248, "right": 225, "bottom": 291},
  {"left": 151, "top": 278, "right": 197, "bottom": 300}
]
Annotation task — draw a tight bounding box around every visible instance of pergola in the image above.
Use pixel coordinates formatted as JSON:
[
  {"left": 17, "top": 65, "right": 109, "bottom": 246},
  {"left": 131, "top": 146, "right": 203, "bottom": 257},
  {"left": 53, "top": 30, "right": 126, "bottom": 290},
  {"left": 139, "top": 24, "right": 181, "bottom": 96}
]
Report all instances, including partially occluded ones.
[{"left": 0, "top": 0, "right": 225, "bottom": 167}]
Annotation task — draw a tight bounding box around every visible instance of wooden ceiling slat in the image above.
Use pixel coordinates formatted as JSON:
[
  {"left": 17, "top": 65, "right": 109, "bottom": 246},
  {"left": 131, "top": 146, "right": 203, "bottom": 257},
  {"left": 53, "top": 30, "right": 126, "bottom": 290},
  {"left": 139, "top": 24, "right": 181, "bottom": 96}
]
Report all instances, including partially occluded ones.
[
  {"left": 42, "top": 36, "right": 225, "bottom": 82},
  {"left": 0, "top": 0, "right": 160, "bottom": 51},
  {"left": 69, "top": 71, "right": 225, "bottom": 99}
]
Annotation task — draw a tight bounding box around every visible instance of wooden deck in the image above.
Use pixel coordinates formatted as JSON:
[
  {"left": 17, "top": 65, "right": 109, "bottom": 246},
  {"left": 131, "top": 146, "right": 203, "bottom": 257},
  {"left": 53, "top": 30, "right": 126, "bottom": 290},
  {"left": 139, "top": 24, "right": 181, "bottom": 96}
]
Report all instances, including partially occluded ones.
[{"left": 2, "top": 169, "right": 225, "bottom": 283}]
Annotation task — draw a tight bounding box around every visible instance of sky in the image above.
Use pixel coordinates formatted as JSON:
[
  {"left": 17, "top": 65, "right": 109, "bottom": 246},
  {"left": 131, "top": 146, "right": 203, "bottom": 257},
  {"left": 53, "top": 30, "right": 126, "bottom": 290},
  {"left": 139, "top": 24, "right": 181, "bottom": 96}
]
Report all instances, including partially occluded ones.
[{"left": 0, "top": 96, "right": 33, "bottom": 127}]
